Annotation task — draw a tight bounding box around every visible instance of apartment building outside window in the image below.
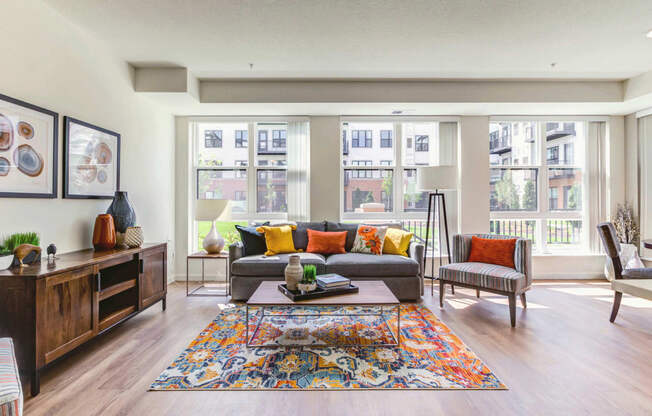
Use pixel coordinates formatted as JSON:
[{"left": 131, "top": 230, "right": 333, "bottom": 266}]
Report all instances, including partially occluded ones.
[
  {"left": 415, "top": 135, "right": 429, "bottom": 152},
  {"left": 352, "top": 130, "right": 372, "bottom": 148},
  {"left": 235, "top": 130, "right": 248, "bottom": 148},
  {"left": 204, "top": 130, "right": 222, "bottom": 148},
  {"left": 489, "top": 120, "right": 588, "bottom": 252},
  {"left": 380, "top": 130, "right": 392, "bottom": 148}
]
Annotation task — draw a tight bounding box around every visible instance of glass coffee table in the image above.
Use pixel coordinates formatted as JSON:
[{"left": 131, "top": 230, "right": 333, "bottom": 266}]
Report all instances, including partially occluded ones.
[{"left": 245, "top": 280, "right": 401, "bottom": 348}]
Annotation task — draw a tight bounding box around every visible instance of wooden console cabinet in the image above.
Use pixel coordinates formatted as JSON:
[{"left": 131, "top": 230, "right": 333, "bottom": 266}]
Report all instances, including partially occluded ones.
[{"left": 0, "top": 243, "right": 167, "bottom": 397}]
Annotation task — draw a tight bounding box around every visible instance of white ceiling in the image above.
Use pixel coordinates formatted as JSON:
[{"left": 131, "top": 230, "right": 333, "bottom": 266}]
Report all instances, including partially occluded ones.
[{"left": 44, "top": 0, "right": 652, "bottom": 80}]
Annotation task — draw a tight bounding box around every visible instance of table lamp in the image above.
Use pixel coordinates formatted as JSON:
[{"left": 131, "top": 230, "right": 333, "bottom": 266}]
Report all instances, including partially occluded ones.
[
  {"left": 417, "top": 165, "right": 457, "bottom": 295},
  {"left": 195, "top": 199, "right": 231, "bottom": 254}
]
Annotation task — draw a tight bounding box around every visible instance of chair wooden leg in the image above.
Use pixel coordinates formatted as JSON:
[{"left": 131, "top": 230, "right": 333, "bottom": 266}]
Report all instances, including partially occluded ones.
[
  {"left": 476, "top": 288, "right": 480, "bottom": 298},
  {"left": 451, "top": 285, "right": 455, "bottom": 295},
  {"left": 439, "top": 279, "right": 445, "bottom": 308},
  {"left": 508, "top": 293, "right": 516, "bottom": 328},
  {"left": 610, "top": 291, "right": 622, "bottom": 323},
  {"left": 520, "top": 293, "right": 527, "bottom": 309}
]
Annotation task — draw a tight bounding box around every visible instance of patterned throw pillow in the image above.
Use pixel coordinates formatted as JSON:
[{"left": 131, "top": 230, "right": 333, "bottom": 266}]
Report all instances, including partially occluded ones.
[{"left": 351, "top": 225, "right": 388, "bottom": 255}]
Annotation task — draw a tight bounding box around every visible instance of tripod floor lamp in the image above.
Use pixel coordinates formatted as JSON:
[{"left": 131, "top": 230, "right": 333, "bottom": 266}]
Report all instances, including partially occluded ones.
[{"left": 417, "top": 166, "right": 457, "bottom": 295}]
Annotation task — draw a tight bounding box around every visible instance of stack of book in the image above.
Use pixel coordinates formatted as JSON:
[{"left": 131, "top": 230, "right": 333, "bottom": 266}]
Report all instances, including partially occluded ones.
[{"left": 316, "top": 274, "right": 351, "bottom": 289}]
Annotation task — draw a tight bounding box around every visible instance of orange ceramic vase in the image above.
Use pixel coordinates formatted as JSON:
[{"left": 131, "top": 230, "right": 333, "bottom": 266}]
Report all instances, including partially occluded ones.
[{"left": 93, "top": 214, "right": 116, "bottom": 250}]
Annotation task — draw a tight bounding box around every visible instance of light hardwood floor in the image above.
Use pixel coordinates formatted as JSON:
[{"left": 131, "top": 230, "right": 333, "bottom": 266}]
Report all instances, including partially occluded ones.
[{"left": 24, "top": 281, "right": 652, "bottom": 416}]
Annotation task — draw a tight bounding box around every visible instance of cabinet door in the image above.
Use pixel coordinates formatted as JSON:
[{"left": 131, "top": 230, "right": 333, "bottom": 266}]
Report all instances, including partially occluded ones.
[
  {"left": 140, "top": 246, "right": 167, "bottom": 309},
  {"left": 43, "top": 266, "right": 97, "bottom": 364}
]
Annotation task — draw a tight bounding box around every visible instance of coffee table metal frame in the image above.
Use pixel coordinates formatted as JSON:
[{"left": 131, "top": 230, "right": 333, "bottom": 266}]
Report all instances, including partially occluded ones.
[{"left": 245, "top": 303, "right": 401, "bottom": 349}]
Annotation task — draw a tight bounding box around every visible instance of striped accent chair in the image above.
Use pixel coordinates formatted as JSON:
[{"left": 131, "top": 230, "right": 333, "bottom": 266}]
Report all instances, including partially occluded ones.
[
  {"left": 439, "top": 234, "right": 533, "bottom": 327},
  {"left": 0, "top": 338, "right": 22, "bottom": 416}
]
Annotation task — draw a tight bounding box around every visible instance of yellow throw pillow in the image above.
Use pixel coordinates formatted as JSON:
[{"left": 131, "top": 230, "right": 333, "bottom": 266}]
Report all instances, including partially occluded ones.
[
  {"left": 383, "top": 228, "right": 413, "bottom": 257},
  {"left": 255, "top": 225, "right": 299, "bottom": 256}
]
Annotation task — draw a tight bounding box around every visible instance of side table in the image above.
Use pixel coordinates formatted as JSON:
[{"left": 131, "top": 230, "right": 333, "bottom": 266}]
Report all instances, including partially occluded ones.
[{"left": 186, "top": 251, "right": 230, "bottom": 296}]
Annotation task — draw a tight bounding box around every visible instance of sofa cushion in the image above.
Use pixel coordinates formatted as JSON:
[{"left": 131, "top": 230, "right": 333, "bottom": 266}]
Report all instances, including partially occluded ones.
[
  {"left": 439, "top": 262, "right": 527, "bottom": 293},
  {"left": 232, "top": 253, "right": 326, "bottom": 276},
  {"left": 622, "top": 268, "right": 652, "bottom": 279},
  {"left": 325, "top": 222, "right": 359, "bottom": 251},
  {"left": 325, "top": 253, "right": 419, "bottom": 277},
  {"left": 293, "top": 221, "right": 326, "bottom": 251}
]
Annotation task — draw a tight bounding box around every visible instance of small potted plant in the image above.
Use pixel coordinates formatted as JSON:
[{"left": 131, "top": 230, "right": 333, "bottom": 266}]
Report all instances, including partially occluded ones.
[
  {"left": 297, "top": 265, "right": 317, "bottom": 293},
  {"left": 0, "top": 232, "right": 40, "bottom": 270}
]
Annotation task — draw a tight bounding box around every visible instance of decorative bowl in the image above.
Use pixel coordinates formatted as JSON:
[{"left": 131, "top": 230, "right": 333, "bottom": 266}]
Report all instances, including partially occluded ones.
[
  {"left": 297, "top": 282, "right": 317, "bottom": 292},
  {"left": 0, "top": 255, "right": 14, "bottom": 270}
]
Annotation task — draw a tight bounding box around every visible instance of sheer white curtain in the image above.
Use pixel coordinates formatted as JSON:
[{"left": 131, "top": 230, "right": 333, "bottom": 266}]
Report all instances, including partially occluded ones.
[
  {"left": 640, "top": 115, "right": 652, "bottom": 257},
  {"left": 287, "top": 121, "right": 310, "bottom": 222}
]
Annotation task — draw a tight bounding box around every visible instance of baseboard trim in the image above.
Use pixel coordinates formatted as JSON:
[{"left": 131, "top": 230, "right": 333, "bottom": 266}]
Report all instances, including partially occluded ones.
[{"left": 533, "top": 273, "right": 606, "bottom": 280}]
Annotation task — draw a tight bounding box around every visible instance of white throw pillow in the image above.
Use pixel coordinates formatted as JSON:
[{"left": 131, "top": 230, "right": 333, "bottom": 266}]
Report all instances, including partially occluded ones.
[{"left": 604, "top": 243, "right": 645, "bottom": 281}]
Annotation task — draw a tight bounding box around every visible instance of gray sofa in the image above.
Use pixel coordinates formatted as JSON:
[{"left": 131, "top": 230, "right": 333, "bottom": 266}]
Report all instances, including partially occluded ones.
[{"left": 229, "top": 221, "right": 425, "bottom": 301}]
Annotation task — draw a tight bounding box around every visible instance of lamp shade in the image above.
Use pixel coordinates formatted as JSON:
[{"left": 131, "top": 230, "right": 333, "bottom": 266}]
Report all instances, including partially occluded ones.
[
  {"left": 417, "top": 166, "right": 457, "bottom": 191},
  {"left": 194, "top": 199, "right": 231, "bottom": 221}
]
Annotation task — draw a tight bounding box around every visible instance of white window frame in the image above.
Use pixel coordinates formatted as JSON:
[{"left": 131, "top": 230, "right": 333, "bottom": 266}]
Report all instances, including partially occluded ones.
[
  {"left": 190, "top": 117, "right": 308, "bottom": 250},
  {"left": 339, "top": 116, "right": 459, "bottom": 221},
  {"left": 488, "top": 117, "right": 602, "bottom": 254}
]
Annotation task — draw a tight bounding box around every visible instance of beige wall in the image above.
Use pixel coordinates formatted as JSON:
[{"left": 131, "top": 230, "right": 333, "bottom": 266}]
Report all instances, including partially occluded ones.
[
  {"left": 0, "top": 0, "right": 175, "bottom": 277},
  {"left": 458, "top": 116, "right": 490, "bottom": 234},
  {"left": 309, "top": 117, "right": 341, "bottom": 221}
]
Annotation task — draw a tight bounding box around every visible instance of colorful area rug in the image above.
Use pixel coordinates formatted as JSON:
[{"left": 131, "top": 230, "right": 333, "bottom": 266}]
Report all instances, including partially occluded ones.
[{"left": 150, "top": 304, "right": 506, "bottom": 390}]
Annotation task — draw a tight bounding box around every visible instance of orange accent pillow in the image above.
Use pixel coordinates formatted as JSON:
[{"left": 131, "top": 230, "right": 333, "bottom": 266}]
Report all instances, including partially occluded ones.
[
  {"left": 467, "top": 236, "right": 517, "bottom": 269},
  {"left": 306, "top": 229, "right": 347, "bottom": 254}
]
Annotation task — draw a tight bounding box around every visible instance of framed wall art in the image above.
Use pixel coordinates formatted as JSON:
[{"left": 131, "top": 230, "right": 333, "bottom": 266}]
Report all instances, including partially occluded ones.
[
  {"left": 64, "top": 116, "right": 120, "bottom": 199},
  {"left": 0, "top": 93, "right": 58, "bottom": 198}
]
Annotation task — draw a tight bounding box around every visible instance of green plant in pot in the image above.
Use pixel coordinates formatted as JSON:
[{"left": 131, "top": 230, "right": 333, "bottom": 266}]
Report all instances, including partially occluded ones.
[
  {"left": 0, "top": 232, "right": 40, "bottom": 270},
  {"left": 297, "top": 265, "right": 317, "bottom": 292}
]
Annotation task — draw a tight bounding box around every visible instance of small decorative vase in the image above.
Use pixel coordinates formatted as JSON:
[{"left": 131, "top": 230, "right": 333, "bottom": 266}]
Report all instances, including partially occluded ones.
[
  {"left": 93, "top": 214, "right": 117, "bottom": 250},
  {"left": 284, "top": 254, "right": 303, "bottom": 291},
  {"left": 202, "top": 220, "right": 225, "bottom": 254},
  {"left": 297, "top": 282, "right": 317, "bottom": 293},
  {"left": 107, "top": 191, "right": 136, "bottom": 244},
  {"left": 124, "top": 226, "right": 144, "bottom": 248}
]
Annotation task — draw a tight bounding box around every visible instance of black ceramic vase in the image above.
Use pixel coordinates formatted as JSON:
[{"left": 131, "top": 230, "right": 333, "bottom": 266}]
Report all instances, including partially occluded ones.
[{"left": 106, "top": 191, "right": 136, "bottom": 233}]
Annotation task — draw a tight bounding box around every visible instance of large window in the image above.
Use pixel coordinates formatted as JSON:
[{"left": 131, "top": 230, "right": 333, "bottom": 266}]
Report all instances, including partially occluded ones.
[
  {"left": 194, "top": 121, "right": 289, "bottom": 224},
  {"left": 341, "top": 120, "right": 457, "bottom": 253},
  {"left": 342, "top": 120, "right": 456, "bottom": 215},
  {"left": 489, "top": 120, "right": 587, "bottom": 252}
]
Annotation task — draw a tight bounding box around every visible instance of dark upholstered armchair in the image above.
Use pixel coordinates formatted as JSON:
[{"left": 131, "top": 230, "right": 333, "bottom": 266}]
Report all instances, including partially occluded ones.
[
  {"left": 597, "top": 222, "right": 652, "bottom": 322},
  {"left": 438, "top": 234, "right": 533, "bottom": 327}
]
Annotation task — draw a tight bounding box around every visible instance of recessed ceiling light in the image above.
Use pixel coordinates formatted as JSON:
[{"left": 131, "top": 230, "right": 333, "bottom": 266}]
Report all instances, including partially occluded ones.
[{"left": 647, "top": 29, "right": 652, "bottom": 38}]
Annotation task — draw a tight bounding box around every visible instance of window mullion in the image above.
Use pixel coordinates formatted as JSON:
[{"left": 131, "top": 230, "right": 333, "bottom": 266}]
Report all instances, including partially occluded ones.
[
  {"left": 394, "top": 122, "right": 403, "bottom": 216},
  {"left": 539, "top": 121, "right": 549, "bottom": 253},
  {"left": 247, "top": 122, "right": 256, "bottom": 219}
]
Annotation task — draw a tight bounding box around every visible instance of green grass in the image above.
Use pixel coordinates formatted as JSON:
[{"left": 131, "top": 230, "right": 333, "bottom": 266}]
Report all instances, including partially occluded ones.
[
  {"left": 0, "top": 232, "right": 40, "bottom": 256},
  {"left": 197, "top": 221, "right": 246, "bottom": 251}
]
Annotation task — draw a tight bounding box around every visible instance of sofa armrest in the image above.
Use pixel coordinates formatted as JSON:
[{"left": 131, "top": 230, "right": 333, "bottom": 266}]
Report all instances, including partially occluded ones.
[
  {"left": 229, "top": 242, "right": 244, "bottom": 266},
  {"left": 515, "top": 238, "right": 533, "bottom": 288},
  {"left": 409, "top": 242, "right": 425, "bottom": 295}
]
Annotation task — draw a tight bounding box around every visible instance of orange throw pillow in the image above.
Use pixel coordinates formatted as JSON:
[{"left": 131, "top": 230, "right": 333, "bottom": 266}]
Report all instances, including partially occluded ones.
[
  {"left": 306, "top": 229, "right": 347, "bottom": 254},
  {"left": 467, "top": 236, "right": 517, "bottom": 269}
]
